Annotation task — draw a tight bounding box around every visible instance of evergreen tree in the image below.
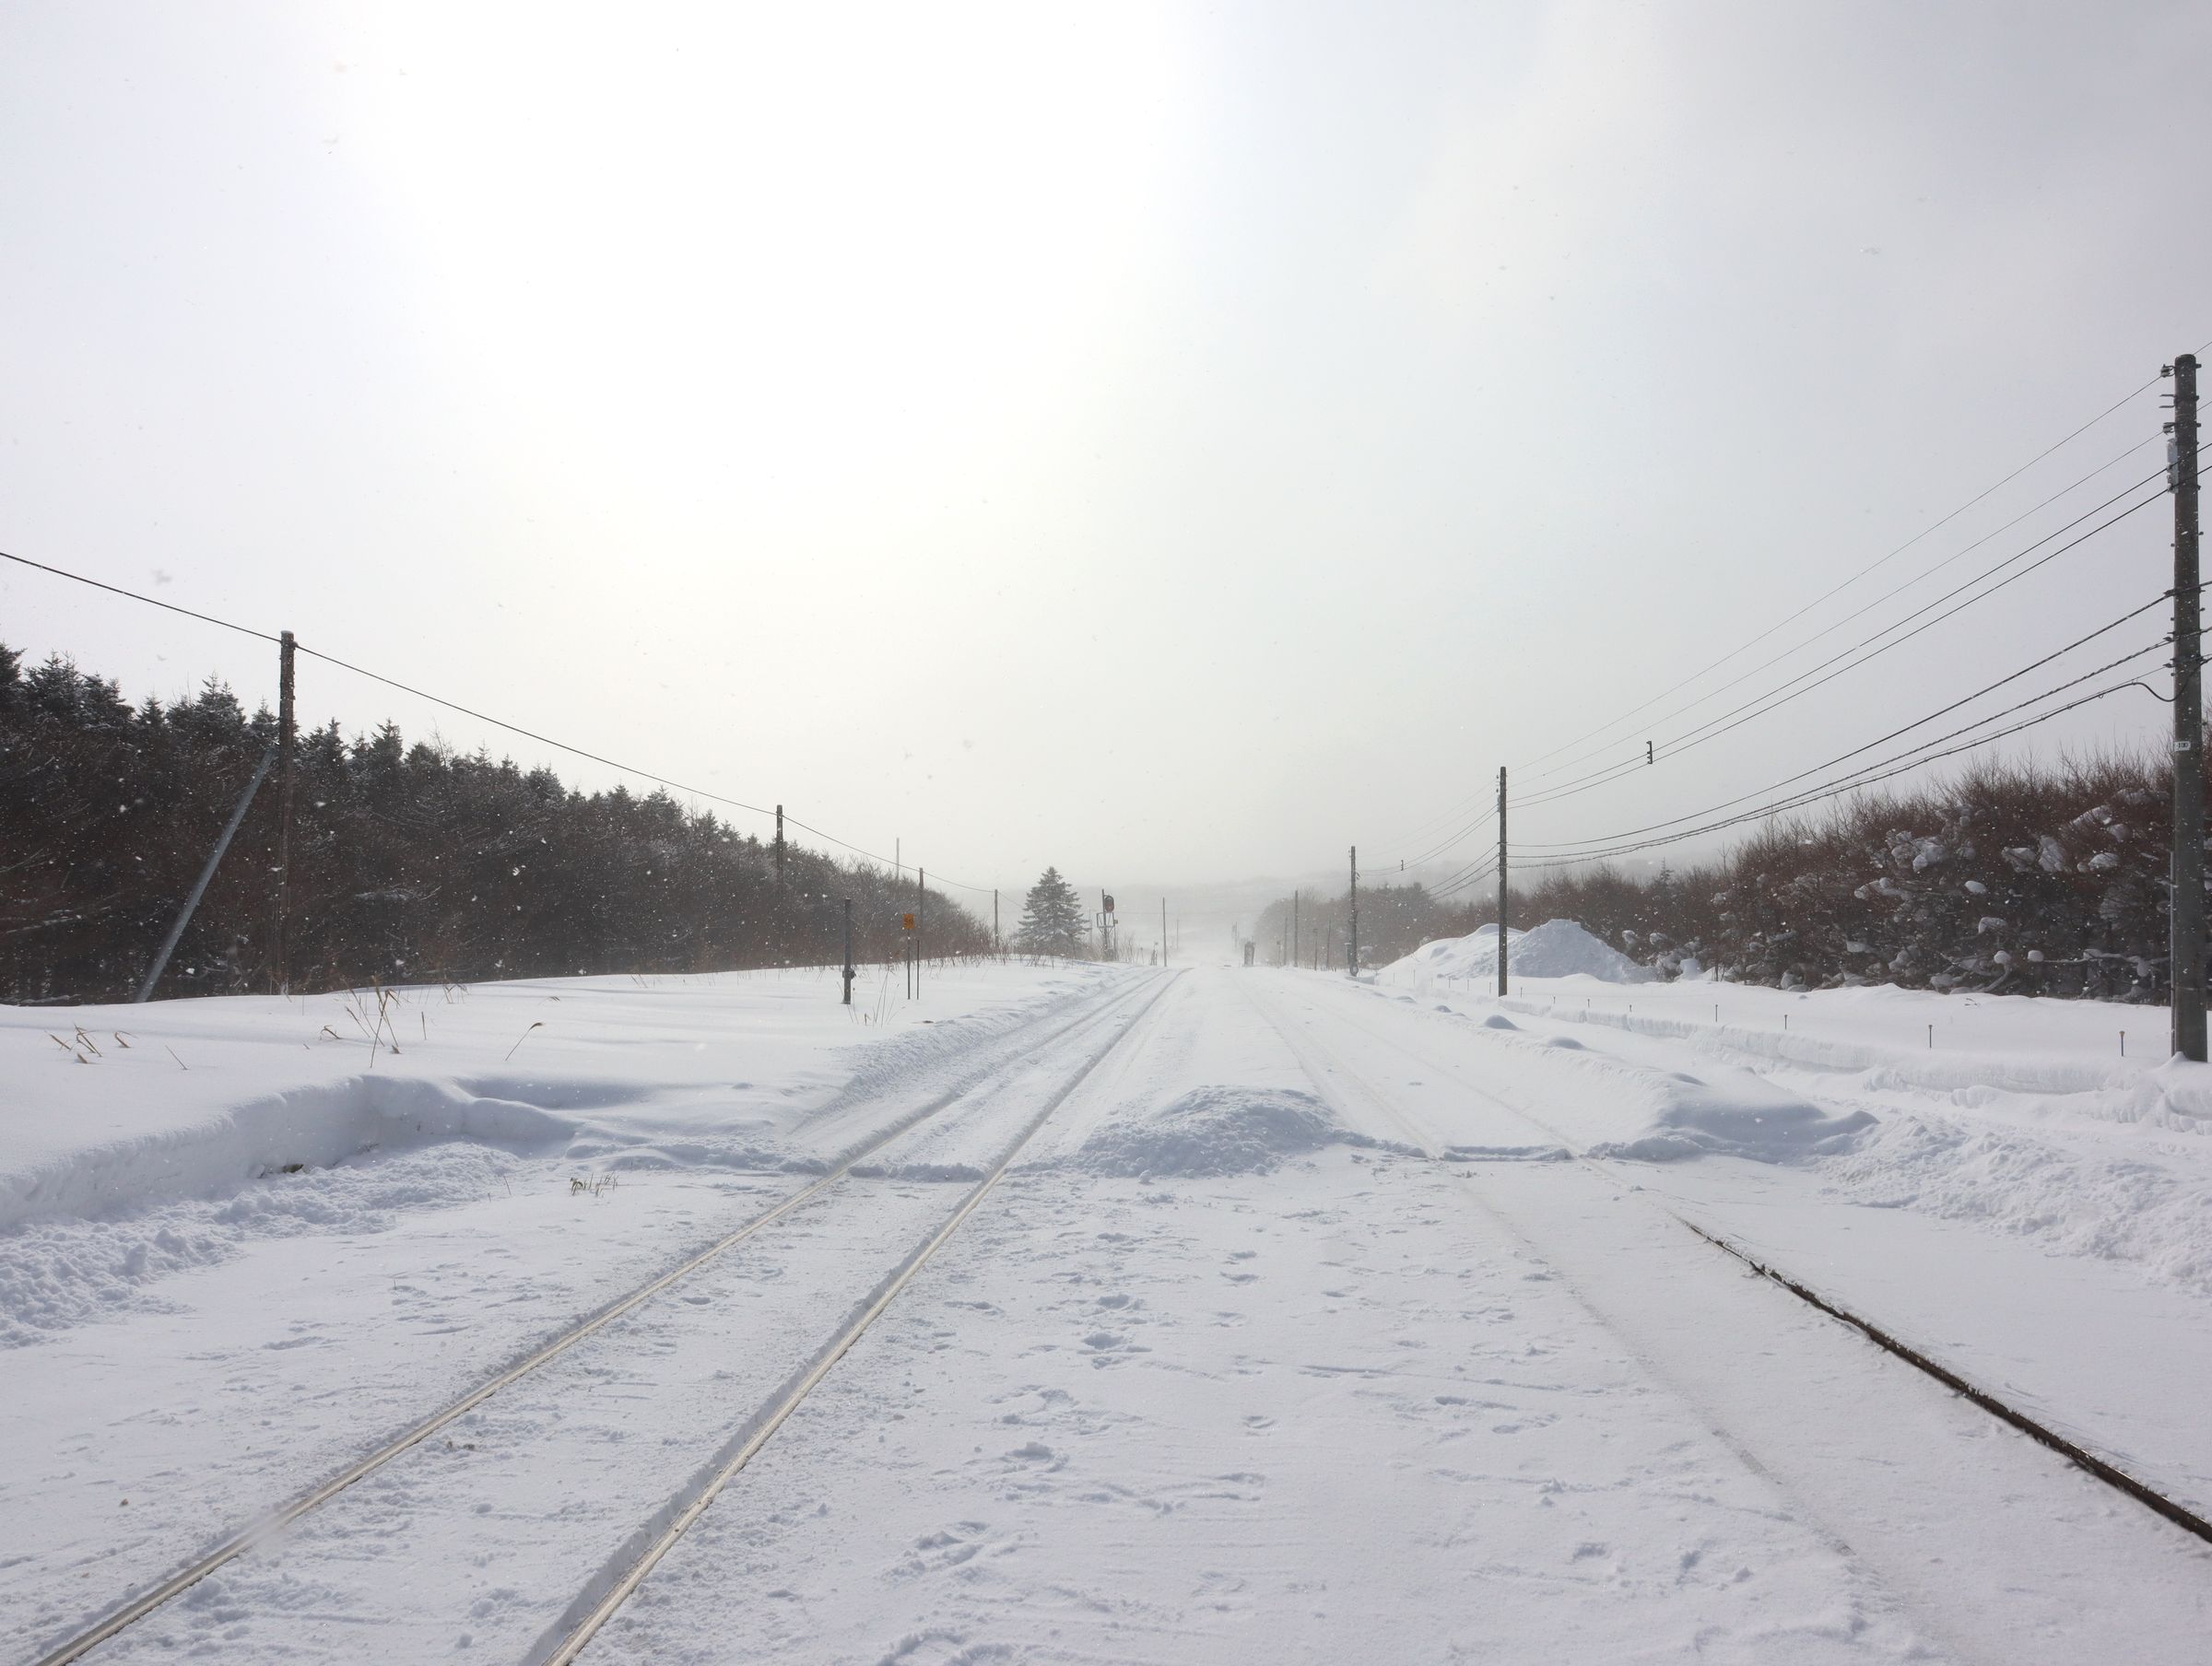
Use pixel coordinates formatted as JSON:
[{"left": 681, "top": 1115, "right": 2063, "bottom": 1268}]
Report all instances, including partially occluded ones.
[
  {"left": 0, "top": 639, "right": 993, "bottom": 999},
  {"left": 1016, "top": 866, "right": 1088, "bottom": 956}
]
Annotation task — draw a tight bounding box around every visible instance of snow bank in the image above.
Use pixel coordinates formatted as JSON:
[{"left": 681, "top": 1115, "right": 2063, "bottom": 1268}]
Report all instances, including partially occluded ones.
[
  {"left": 1061, "top": 1086, "right": 1382, "bottom": 1179},
  {"left": 1384, "top": 920, "right": 1651, "bottom": 986},
  {"left": 1, "top": 1076, "right": 576, "bottom": 1233},
  {"left": 2, "top": 1139, "right": 541, "bottom": 1345},
  {"left": 1588, "top": 1071, "right": 1874, "bottom": 1163}
]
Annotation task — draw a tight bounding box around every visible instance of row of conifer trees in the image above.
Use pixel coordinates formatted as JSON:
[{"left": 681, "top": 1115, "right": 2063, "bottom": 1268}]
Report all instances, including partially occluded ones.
[{"left": 0, "top": 644, "right": 996, "bottom": 1004}]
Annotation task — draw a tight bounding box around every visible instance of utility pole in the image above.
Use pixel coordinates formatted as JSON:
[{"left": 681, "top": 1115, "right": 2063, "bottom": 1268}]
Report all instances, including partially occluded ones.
[
  {"left": 273, "top": 629, "right": 296, "bottom": 994},
  {"left": 994, "top": 888, "right": 1000, "bottom": 956},
  {"left": 1347, "top": 845, "right": 1359, "bottom": 979},
  {"left": 1291, "top": 889, "right": 1299, "bottom": 970},
  {"left": 917, "top": 867, "right": 924, "bottom": 998},
  {"left": 841, "top": 898, "right": 854, "bottom": 1005},
  {"left": 772, "top": 804, "right": 786, "bottom": 967},
  {"left": 1498, "top": 767, "right": 1510, "bottom": 998},
  {"left": 2171, "top": 353, "right": 2206, "bottom": 1061}
]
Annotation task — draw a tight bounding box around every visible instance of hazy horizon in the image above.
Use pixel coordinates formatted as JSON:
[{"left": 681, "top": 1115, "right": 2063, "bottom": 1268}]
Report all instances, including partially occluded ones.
[{"left": 7, "top": 1, "right": 2210, "bottom": 903}]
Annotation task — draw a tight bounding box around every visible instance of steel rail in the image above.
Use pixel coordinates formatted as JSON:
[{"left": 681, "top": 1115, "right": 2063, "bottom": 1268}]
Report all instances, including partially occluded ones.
[
  {"left": 30, "top": 975, "right": 1150, "bottom": 1666},
  {"left": 541, "top": 969, "right": 1182, "bottom": 1663},
  {"left": 1244, "top": 973, "right": 2212, "bottom": 1551}
]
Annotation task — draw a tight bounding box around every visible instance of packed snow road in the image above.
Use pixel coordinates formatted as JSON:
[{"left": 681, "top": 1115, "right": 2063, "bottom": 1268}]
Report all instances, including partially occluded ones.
[{"left": 6, "top": 963, "right": 2212, "bottom": 1661}]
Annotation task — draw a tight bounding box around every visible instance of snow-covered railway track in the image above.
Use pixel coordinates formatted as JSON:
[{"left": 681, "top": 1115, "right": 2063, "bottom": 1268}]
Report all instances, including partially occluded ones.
[
  {"left": 1239, "top": 975, "right": 2212, "bottom": 1554},
  {"left": 34, "top": 973, "right": 1175, "bottom": 1666},
  {"left": 537, "top": 968, "right": 1179, "bottom": 1665}
]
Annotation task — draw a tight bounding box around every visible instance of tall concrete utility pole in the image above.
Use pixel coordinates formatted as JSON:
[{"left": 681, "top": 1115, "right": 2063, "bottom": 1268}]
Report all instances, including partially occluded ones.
[
  {"left": 1347, "top": 846, "right": 1359, "bottom": 979},
  {"left": 1498, "top": 768, "right": 1510, "bottom": 998},
  {"left": 2171, "top": 353, "right": 2206, "bottom": 1061},
  {"left": 273, "top": 630, "right": 296, "bottom": 994}
]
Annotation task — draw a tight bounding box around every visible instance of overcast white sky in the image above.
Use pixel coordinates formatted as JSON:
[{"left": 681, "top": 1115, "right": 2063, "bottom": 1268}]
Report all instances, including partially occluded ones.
[{"left": 5, "top": 1, "right": 2210, "bottom": 909}]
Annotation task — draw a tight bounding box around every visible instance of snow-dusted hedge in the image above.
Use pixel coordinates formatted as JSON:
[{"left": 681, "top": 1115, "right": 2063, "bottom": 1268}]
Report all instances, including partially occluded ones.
[{"left": 1514, "top": 753, "right": 2196, "bottom": 1001}]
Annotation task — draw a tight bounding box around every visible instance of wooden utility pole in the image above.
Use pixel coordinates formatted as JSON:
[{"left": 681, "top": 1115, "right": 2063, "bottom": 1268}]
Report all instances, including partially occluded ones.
[
  {"left": 841, "top": 898, "right": 854, "bottom": 1005},
  {"left": 1347, "top": 846, "right": 1359, "bottom": 978},
  {"left": 2171, "top": 353, "right": 2206, "bottom": 1061},
  {"left": 273, "top": 629, "right": 296, "bottom": 993},
  {"left": 1498, "top": 767, "right": 1510, "bottom": 997},
  {"left": 772, "top": 804, "right": 786, "bottom": 966}
]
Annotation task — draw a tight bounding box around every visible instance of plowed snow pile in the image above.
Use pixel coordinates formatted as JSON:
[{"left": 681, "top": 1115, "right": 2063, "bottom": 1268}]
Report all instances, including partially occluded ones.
[
  {"left": 1385, "top": 919, "right": 1650, "bottom": 984},
  {"left": 1589, "top": 1070, "right": 1874, "bottom": 1163},
  {"left": 1064, "top": 1086, "right": 1379, "bottom": 1178}
]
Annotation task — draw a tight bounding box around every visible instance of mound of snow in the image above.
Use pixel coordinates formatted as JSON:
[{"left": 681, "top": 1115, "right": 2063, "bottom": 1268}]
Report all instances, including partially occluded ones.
[
  {"left": 1063, "top": 1086, "right": 1379, "bottom": 1179},
  {"left": 1588, "top": 1071, "right": 1873, "bottom": 1163},
  {"left": 1386, "top": 919, "right": 1651, "bottom": 985}
]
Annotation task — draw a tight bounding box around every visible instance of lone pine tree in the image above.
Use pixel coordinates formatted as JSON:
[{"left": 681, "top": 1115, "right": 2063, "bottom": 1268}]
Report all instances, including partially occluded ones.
[{"left": 1017, "top": 866, "right": 1088, "bottom": 956}]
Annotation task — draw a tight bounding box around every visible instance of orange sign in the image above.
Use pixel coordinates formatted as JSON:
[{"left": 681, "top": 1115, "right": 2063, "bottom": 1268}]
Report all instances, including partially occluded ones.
[{"left": 901, "top": 913, "right": 916, "bottom": 931}]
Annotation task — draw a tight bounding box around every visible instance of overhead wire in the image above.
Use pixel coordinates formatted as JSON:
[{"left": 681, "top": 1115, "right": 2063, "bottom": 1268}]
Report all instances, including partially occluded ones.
[
  {"left": 0, "top": 548, "right": 284, "bottom": 646},
  {"left": 1382, "top": 375, "right": 2169, "bottom": 860},
  {"left": 1512, "top": 667, "right": 2165, "bottom": 873},
  {"left": 0, "top": 546, "right": 1001, "bottom": 897},
  {"left": 1519, "top": 639, "right": 2170, "bottom": 862},
  {"left": 1519, "top": 437, "right": 2164, "bottom": 790},
  {"left": 1511, "top": 471, "right": 2175, "bottom": 814},
  {"left": 1513, "top": 369, "right": 2169, "bottom": 778},
  {"left": 1515, "top": 594, "right": 2180, "bottom": 852}
]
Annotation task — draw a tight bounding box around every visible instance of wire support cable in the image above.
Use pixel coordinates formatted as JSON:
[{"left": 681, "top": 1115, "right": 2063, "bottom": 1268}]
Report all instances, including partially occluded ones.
[
  {"left": 0, "top": 547, "right": 1000, "bottom": 898},
  {"left": 0, "top": 549, "right": 284, "bottom": 645},
  {"left": 1395, "top": 805, "right": 1500, "bottom": 871},
  {"left": 1515, "top": 594, "right": 2183, "bottom": 851},
  {"left": 1428, "top": 854, "right": 1500, "bottom": 905},
  {"left": 1511, "top": 646, "right": 2171, "bottom": 873},
  {"left": 1511, "top": 474, "right": 2178, "bottom": 815},
  {"left": 1512, "top": 372, "right": 2168, "bottom": 780},
  {"left": 1519, "top": 438, "right": 2164, "bottom": 791}
]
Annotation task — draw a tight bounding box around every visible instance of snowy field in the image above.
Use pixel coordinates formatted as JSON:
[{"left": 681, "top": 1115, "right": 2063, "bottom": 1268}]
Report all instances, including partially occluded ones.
[{"left": 6, "top": 954, "right": 2212, "bottom": 1661}]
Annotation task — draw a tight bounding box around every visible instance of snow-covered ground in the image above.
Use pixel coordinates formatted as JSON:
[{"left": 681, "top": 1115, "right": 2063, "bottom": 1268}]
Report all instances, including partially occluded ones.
[{"left": 6, "top": 957, "right": 2212, "bottom": 1661}]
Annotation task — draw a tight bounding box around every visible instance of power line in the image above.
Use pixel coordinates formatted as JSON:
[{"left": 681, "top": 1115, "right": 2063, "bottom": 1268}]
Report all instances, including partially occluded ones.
[
  {"left": 1, "top": 548, "right": 284, "bottom": 646},
  {"left": 1381, "top": 376, "right": 2170, "bottom": 858},
  {"left": 1520, "top": 436, "right": 2164, "bottom": 789},
  {"left": 1, "top": 546, "right": 1000, "bottom": 897},
  {"left": 1397, "top": 805, "right": 1498, "bottom": 870},
  {"left": 1514, "top": 372, "right": 2166, "bottom": 778},
  {"left": 1513, "top": 648, "right": 2170, "bottom": 872},
  {"left": 1516, "top": 595, "right": 2178, "bottom": 851},
  {"left": 1512, "top": 473, "right": 2174, "bottom": 813}
]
